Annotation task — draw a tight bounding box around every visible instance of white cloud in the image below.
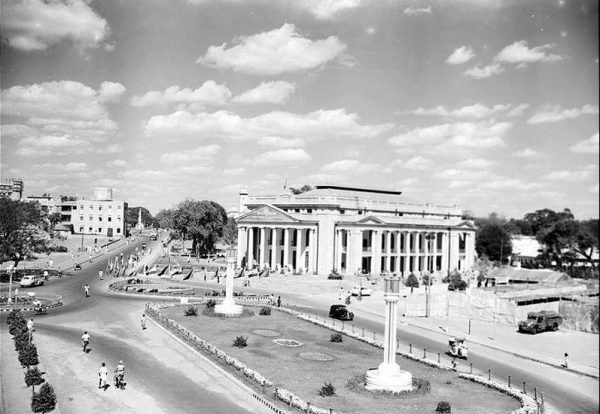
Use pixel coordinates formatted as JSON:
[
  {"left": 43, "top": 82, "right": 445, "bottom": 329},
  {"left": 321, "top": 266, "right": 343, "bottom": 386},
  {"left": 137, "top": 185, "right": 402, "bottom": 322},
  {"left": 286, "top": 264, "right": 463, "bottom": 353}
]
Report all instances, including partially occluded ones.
[
  {"left": 527, "top": 105, "right": 599, "bottom": 124},
  {"left": 160, "top": 145, "right": 221, "bottom": 164},
  {"left": 107, "top": 160, "right": 126, "bottom": 167},
  {"left": 446, "top": 46, "right": 474, "bottom": 65},
  {"left": 495, "top": 40, "right": 562, "bottom": 65},
  {"left": 570, "top": 132, "right": 599, "bottom": 154},
  {"left": 413, "top": 103, "right": 510, "bottom": 119},
  {"left": 258, "top": 136, "right": 304, "bottom": 148},
  {"left": 131, "top": 81, "right": 231, "bottom": 108},
  {"left": 404, "top": 156, "right": 433, "bottom": 170},
  {"left": 389, "top": 121, "right": 510, "bottom": 151},
  {"left": 145, "top": 108, "right": 392, "bottom": 141},
  {"left": 457, "top": 158, "right": 496, "bottom": 169},
  {"left": 222, "top": 168, "right": 245, "bottom": 176},
  {"left": 36, "top": 162, "right": 88, "bottom": 172},
  {"left": 449, "top": 180, "right": 471, "bottom": 188},
  {"left": 254, "top": 149, "right": 311, "bottom": 166},
  {"left": 512, "top": 148, "right": 539, "bottom": 158},
  {"left": 232, "top": 81, "right": 296, "bottom": 105},
  {"left": 196, "top": 23, "right": 347, "bottom": 75},
  {"left": 464, "top": 63, "right": 503, "bottom": 79},
  {"left": 544, "top": 170, "right": 592, "bottom": 181},
  {"left": 1, "top": 0, "right": 110, "bottom": 51},
  {"left": 404, "top": 6, "right": 432, "bottom": 16},
  {"left": 296, "top": 0, "right": 362, "bottom": 19},
  {"left": 322, "top": 159, "right": 378, "bottom": 174},
  {"left": 506, "top": 104, "right": 530, "bottom": 117}
]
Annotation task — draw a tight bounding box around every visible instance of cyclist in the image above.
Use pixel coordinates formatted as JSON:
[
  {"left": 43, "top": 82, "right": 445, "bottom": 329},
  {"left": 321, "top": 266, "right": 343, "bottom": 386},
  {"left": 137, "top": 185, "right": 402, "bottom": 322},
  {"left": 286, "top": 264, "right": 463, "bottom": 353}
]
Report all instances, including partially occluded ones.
[
  {"left": 114, "top": 360, "right": 125, "bottom": 389},
  {"left": 81, "top": 331, "right": 90, "bottom": 353},
  {"left": 84, "top": 284, "right": 90, "bottom": 297}
]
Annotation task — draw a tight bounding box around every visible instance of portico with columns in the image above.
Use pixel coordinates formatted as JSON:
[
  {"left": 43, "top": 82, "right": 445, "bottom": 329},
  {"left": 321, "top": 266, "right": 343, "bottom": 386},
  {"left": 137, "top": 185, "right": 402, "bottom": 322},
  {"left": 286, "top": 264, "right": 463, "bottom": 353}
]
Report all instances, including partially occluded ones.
[{"left": 235, "top": 186, "right": 476, "bottom": 277}]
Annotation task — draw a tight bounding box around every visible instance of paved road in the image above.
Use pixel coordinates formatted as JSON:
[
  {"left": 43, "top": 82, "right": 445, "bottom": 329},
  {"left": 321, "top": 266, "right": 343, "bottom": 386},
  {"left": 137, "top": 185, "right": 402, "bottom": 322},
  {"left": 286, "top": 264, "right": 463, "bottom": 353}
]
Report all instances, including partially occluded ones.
[{"left": 2, "top": 239, "right": 269, "bottom": 414}]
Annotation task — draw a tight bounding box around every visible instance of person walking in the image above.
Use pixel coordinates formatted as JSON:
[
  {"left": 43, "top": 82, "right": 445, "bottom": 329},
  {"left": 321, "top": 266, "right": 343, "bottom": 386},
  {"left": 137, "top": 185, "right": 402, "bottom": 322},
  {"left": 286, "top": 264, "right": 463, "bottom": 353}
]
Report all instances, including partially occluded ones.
[
  {"left": 563, "top": 352, "right": 569, "bottom": 369},
  {"left": 27, "top": 318, "right": 34, "bottom": 332},
  {"left": 277, "top": 296, "right": 282, "bottom": 307},
  {"left": 140, "top": 313, "right": 147, "bottom": 330},
  {"left": 81, "top": 331, "right": 90, "bottom": 353},
  {"left": 114, "top": 360, "right": 125, "bottom": 389},
  {"left": 98, "top": 269, "right": 104, "bottom": 280},
  {"left": 84, "top": 284, "right": 90, "bottom": 297},
  {"left": 98, "top": 362, "right": 108, "bottom": 389}
]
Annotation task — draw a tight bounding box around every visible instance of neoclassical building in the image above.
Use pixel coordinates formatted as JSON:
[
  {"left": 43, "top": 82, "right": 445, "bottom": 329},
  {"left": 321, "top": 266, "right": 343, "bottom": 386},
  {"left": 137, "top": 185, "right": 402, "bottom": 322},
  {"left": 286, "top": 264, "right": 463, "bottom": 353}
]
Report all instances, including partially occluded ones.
[{"left": 235, "top": 186, "right": 476, "bottom": 277}]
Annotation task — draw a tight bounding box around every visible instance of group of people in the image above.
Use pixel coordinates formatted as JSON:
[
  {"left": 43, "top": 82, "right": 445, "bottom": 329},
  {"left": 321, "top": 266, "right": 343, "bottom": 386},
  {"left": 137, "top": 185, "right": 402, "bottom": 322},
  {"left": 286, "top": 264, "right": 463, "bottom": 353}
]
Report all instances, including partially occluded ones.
[
  {"left": 98, "top": 360, "right": 126, "bottom": 390},
  {"left": 267, "top": 294, "right": 282, "bottom": 307}
]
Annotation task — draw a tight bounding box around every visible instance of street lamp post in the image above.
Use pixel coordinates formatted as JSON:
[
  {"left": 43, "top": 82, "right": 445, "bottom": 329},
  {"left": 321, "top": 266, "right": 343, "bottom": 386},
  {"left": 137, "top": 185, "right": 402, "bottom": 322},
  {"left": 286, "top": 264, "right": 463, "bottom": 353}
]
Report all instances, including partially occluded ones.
[
  {"left": 214, "top": 247, "right": 243, "bottom": 316},
  {"left": 365, "top": 276, "right": 413, "bottom": 392}
]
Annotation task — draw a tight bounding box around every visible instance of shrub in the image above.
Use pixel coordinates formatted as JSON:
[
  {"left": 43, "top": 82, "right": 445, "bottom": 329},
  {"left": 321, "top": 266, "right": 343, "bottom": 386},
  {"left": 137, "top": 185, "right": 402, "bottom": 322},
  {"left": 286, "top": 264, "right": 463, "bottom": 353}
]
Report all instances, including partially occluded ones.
[
  {"left": 25, "top": 367, "right": 46, "bottom": 391},
  {"left": 318, "top": 382, "right": 336, "bottom": 397},
  {"left": 436, "top": 401, "right": 451, "bottom": 413},
  {"left": 330, "top": 333, "right": 343, "bottom": 343},
  {"left": 211, "top": 290, "right": 220, "bottom": 297},
  {"left": 205, "top": 299, "right": 216, "bottom": 308},
  {"left": 19, "top": 343, "right": 39, "bottom": 368},
  {"left": 233, "top": 336, "right": 247, "bottom": 348},
  {"left": 328, "top": 270, "right": 343, "bottom": 280},
  {"left": 405, "top": 273, "right": 419, "bottom": 288},
  {"left": 184, "top": 306, "right": 198, "bottom": 316},
  {"left": 31, "top": 383, "right": 57, "bottom": 414},
  {"left": 47, "top": 245, "right": 68, "bottom": 253},
  {"left": 14, "top": 331, "right": 30, "bottom": 352},
  {"left": 259, "top": 307, "right": 271, "bottom": 316}
]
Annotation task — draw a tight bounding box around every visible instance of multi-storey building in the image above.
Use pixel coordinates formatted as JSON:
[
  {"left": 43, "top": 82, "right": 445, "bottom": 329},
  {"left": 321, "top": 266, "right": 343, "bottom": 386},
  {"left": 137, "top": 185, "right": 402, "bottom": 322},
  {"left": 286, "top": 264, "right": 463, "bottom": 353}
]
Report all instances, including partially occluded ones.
[
  {"left": 235, "top": 185, "right": 476, "bottom": 277},
  {"left": 0, "top": 178, "right": 24, "bottom": 200},
  {"left": 70, "top": 188, "right": 127, "bottom": 238},
  {"left": 25, "top": 195, "right": 56, "bottom": 213}
]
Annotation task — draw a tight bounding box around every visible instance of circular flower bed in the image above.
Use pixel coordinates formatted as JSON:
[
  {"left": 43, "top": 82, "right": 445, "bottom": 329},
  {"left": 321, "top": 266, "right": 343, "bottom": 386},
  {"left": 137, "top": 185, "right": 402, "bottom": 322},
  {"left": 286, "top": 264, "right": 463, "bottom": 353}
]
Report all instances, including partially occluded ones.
[
  {"left": 252, "top": 329, "right": 280, "bottom": 337},
  {"left": 273, "top": 338, "right": 303, "bottom": 347}
]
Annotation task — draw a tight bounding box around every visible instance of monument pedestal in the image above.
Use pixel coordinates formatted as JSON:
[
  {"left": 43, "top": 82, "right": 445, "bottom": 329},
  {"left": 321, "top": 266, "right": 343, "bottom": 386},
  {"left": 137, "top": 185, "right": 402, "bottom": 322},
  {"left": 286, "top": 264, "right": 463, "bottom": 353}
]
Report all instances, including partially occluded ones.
[
  {"left": 365, "top": 362, "right": 412, "bottom": 392},
  {"left": 214, "top": 298, "right": 243, "bottom": 316}
]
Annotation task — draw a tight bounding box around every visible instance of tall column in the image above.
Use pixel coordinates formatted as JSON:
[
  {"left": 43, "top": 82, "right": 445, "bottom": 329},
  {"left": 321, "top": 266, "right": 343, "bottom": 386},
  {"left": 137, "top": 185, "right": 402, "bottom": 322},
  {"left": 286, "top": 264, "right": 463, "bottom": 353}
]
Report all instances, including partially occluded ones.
[
  {"left": 259, "top": 227, "right": 266, "bottom": 268},
  {"left": 441, "top": 232, "right": 449, "bottom": 273},
  {"left": 423, "top": 231, "right": 429, "bottom": 272},
  {"left": 449, "top": 231, "right": 460, "bottom": 273},
  {"left": 270, "top": 228, "right": 278, "bottom": 268},
  {"left": 336, "top": 229, "right": 343, "bottom": 272},
  {"left": 433, "top": 232, "right": 439, "bottom": 271},
  {"left": 347, "top": 229, "right": 362, "bottom": 275},
  {"left": 372, "top": 230, "right": 382, "bottom": 275},
  {"left": 295, "top": 228, "right": 303, "bottom": 272},
  {"left": 465, "top": 232, "right": 475, "bottom": 269},
  {"left": 283, "top": 228, "right": 290, "bottom": 270},
  {"left": 247, "top": 227, "right": 254, "bottom": 267},
  {"left": 308, "top": 228, "right": 316, "bottom": 274},
  {"left": 237, "top": 227, "right": 247, "bottom": 267},
  {"left": 385, "top": 231, "right": 392, "bottom": 272}
]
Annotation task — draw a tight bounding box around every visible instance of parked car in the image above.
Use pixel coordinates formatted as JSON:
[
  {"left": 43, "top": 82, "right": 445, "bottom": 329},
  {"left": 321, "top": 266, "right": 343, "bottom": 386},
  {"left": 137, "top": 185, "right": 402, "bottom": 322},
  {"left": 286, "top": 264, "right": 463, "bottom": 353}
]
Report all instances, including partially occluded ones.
[
  {"left": 19, "top": 275, "right": 44, "bottom": 288},
  {"left": 518, "top": 311, "right": 563, "bottom": 334},
  {"left": 149, "top": 233, "right": 157, "bottom": 241},
  {"left": 350, "top": 286, "right": 373, "bottom": 296},
  {"left": 329, "top": 304, "right": 354, "bottom": 321}
]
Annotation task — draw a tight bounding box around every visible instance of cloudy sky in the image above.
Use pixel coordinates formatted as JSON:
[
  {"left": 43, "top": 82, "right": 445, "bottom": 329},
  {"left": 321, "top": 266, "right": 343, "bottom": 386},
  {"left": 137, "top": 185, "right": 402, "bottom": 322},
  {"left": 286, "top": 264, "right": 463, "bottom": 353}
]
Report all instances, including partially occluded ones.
[{"left": 1, "top": 0, "right": 598, "bottom": 219}]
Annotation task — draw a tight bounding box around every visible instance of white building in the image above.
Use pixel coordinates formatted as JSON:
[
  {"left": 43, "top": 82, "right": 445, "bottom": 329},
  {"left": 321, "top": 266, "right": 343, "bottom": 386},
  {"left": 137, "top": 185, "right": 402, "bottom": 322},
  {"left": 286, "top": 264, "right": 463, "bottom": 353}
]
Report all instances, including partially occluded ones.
[
  {"left": 235, "top": 185, "right": 476, "bottom": 276},
  {"left": 71, "top": 188, "right": 127, "bottom": 238}
]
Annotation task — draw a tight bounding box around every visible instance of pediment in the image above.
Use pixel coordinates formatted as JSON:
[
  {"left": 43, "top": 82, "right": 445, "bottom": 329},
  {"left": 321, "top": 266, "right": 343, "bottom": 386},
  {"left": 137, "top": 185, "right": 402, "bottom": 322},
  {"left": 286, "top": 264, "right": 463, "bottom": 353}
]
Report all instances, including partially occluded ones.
[
  {"left": 237, "top": 205, "right": 300, "bottom": 223},
  {"left": 357, "top": 216, "right": 385, "bottom": 225},
  {"left": 455, "top": 221, "right": 476, "bottom": 230}
]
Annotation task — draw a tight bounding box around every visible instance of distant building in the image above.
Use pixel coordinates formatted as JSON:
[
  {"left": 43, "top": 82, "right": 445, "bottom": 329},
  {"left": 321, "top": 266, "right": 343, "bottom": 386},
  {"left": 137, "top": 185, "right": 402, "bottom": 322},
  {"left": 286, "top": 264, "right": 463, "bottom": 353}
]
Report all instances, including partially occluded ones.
[
  {"left": 0, "top": 178, "right": 24, "bottom": 200},
  {"left": 70, "top": 188, "right": 127, "bottom": 238},
  {"left": 511, "top": 235, "right": 542, "bottom": 268},
  {"left": 25, "top": 195, "right": 56, "bottom": 213},
  {"left": 235, "top": 185, "right": 476, "bottom": 276}
]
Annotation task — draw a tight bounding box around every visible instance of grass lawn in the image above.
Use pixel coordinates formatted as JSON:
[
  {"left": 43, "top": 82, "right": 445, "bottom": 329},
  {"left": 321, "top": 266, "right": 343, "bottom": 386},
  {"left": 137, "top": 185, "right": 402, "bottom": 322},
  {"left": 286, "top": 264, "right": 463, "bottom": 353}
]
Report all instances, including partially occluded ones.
[{"left": 163, "top": 305, "right": 520, "bottom": 414}]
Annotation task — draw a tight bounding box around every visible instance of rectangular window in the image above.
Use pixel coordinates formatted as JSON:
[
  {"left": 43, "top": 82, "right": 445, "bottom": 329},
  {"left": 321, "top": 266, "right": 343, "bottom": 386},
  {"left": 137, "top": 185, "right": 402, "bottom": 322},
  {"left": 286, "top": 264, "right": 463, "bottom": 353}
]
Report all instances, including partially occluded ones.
[
  {"left": 88, "top": 227, "right": 93, "bottom": 232},
  {"left": 99, "top": 217, "right": 103, "bottom": 222},
  {"left": 80, "top": 216, "right": 84, "bottom": 221},
  {"left": 117, "top": 228, "right": 121, "bottom": 234},
  {"left": 340, "top": 209, "right": 345, "bottom": 214},
  {"left": 117, "top": 205, "right": 121, "bottom": 209},
  {"left": 99, "top": 206, "right": 102, "bottom": 211},
  {"left": 90, "top": 205, "right": 93, "bottom": 210},
  {"left": 98, "top": 228, "right": 102, "bottom": 233},
  {"left": 89, "top": 216, "right": 93, "bottom": 221},
  {"left": 307, "top": 208, "right": 312, "bottom": 213},
  {"left": 108, "top": 216, "right": 112, "bottom": 222},
  {"left": 109, "top": 205, "right": 112, "bottom": 209},
  {"left": 79, "top": 227, "right": 83, "bottom": 233},
  {"left": 117, "top": 216, "right": 121, "bottom": 221}
]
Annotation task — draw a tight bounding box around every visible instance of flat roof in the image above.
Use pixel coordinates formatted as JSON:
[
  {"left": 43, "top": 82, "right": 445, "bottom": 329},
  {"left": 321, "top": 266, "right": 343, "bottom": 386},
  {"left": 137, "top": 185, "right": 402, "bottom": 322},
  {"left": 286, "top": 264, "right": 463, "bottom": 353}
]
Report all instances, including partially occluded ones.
[{"left": 315, "top": 185, "right": 402, "bottom": 196}]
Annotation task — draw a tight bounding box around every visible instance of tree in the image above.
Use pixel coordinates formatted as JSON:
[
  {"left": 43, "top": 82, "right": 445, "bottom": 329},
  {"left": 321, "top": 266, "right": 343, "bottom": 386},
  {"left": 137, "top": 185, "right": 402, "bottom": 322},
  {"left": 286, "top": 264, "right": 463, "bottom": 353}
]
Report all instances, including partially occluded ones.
[
  {"left": 476, "top": 222, "right": 512, "bottom": 263},
  {"left": 47, "top": 213, "right": 62, "bottom": 229},
  {"left": 31, "top": 383, "right": 57, "bottom": 414},
  {"left": 155, "top": 208, "right": 175, "bottom": 229},
  {"left": 0, "top": 198, "right": 49, "bottom": 268},
  {"left": 445, "top": 270, "right": 467, "bottom": 291},
  {"left": 125, "top": 207, "right": 158, "bottom": 228},
  {"left": 221, "top": 217, "right": 238, "bottom": 246},
  {"left": 172, "top": 199, "right": 228, "bottom": 256},
  {"left": 405, "top": 273, "right": 419, "bottom": 290},
  {"left": 25, "top": 367, "right": 46, "bottom": 395},
  {"left": 289, "top": 184, "right": 313, "bottom": 195}
]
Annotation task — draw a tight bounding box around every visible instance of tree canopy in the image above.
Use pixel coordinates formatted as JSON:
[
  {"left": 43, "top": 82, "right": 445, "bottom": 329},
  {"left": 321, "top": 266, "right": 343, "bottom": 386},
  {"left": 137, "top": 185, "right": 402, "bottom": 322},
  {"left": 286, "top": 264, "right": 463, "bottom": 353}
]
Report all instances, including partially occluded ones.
[
  {"left": 475, "top": 221, "right": 512, "bottom": 263},
  {"left": 126, "top": 206, "right": 159, "bottom": 228},
  {"left": 289, "top": 184, "right": 313, "bottom": 195},
  {"left": 0, "top": 198, "right": 49, "bottom": 268},
  {"left": 171, "top": 199, "right": 228, "bottom": 255}
]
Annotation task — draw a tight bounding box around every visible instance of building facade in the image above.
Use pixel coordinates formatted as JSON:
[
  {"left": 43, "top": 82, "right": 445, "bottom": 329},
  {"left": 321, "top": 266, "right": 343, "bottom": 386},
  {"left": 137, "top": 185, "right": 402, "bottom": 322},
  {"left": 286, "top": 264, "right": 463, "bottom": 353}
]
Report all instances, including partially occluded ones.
[
  {"left": 236, "top": 186, "right": 476, "bottom": 277},
  {"left": 0, "top": 178, "right": 24, "bottom": 200},
  {"left": 70, "top": 188, "right": 127, "bottom": 238}
]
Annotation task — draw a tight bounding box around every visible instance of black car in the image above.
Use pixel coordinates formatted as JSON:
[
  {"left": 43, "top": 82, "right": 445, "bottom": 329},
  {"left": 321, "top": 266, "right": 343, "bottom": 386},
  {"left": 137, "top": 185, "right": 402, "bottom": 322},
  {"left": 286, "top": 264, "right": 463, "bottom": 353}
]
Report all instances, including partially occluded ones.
[{"left": 329, "top": 304, "right": 354, "bottom": 321}]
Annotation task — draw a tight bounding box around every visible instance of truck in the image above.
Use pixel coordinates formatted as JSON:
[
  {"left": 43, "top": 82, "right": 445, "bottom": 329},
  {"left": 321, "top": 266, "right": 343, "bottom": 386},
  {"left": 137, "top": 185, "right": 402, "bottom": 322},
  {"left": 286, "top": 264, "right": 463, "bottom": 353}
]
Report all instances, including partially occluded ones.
[{"left": 518, "top": 311, "right": 563, "bottom": 334}]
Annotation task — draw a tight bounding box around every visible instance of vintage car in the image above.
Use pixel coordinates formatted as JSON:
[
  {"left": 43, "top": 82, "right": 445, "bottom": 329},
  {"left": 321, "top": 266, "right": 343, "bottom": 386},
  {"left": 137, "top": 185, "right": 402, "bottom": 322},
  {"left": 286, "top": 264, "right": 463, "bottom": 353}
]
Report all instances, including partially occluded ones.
[
  {"left": 350, "top": 286, "right": 373, "bottom": 296},
  {"left": 448, "top": 337, "right": 468, "bottom": 359},
  {"left": 19, "top": 275, "right": 44, "bottom": 288},
  {"left": 518, "top": 311, "right": 563, "bottom": 334},
  {"left": 329, "top": 304, "right": 354, "bottom": 321}
]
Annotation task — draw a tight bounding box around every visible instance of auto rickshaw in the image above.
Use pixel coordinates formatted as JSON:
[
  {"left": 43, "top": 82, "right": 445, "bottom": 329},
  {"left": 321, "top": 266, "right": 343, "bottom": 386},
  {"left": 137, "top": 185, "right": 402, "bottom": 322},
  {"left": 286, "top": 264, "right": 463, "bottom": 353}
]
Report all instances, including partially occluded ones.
[{"left": 448, "top": 337, "right": 468, "bottom": 359}]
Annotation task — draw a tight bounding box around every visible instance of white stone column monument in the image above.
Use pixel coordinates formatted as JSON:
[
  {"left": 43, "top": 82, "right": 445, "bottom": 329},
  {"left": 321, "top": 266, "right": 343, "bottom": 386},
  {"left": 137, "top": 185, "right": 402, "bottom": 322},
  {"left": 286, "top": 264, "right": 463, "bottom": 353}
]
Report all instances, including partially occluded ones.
[
  {"left": 215, "top": 248, "right": 243, "bottom": 316},
  {"left": 365, "top": 276, "right": 412, "bottom": 392}
]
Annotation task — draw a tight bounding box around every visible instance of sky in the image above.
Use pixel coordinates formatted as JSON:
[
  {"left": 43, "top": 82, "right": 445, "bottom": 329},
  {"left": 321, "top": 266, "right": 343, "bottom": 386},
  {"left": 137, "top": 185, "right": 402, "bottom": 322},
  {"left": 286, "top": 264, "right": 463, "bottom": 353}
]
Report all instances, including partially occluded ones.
[{"left": 1, "top": 0, "right": 598, "bottom": 219}]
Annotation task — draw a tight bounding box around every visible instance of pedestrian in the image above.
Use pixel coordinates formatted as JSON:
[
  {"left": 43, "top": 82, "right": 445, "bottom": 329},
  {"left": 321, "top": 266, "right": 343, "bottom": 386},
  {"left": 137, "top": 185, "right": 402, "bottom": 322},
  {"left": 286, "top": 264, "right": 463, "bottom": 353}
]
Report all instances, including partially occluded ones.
[
  {"left": 98, "top": 362, "right": 108, "bottom": 389},
  {"left": 84, "top": 284, "right": 90, "bottom": 297},
  {"left": 27, "top": 318, "right": 34, "bottom": 331},
  {"left": 277, "top": 296, "right": 281, "bottom": 307},
  {"left": 98, "top": 270, "right": 103, "bottom": 280},
  {"left": 269, "top": 294, "right": 275, "bottom": 305},
  {"left": 141, "top": 313, "right": 147, "bottom": 330},
  {"left": 43, "top": 270, "right": 49, "bottom": 280},
  {"left": 49, "top": 259, "right": 53, "bottom": 268},
  {"left": 563, "top": 352, "right": 569, "bottom": 369},
  {"left": 451, "top": 358, "right": 457, "bottom": 371}
]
